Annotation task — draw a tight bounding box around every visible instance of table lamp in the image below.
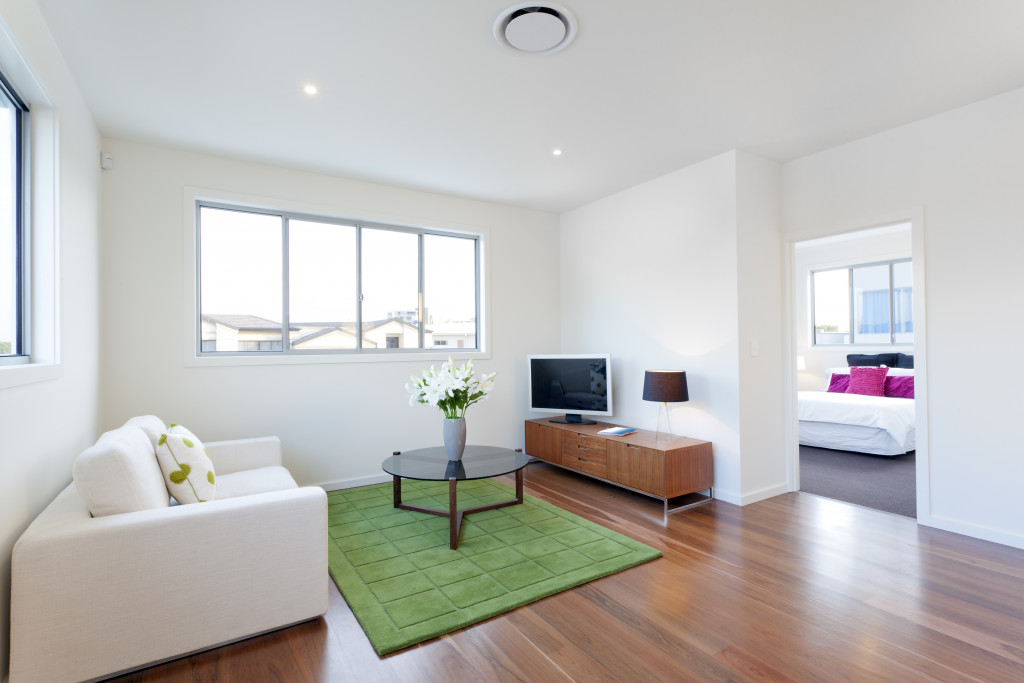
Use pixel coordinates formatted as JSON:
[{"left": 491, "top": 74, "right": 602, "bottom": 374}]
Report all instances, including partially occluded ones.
[{"left": 643, "top": 370, "right": 689, "bottom": 439}]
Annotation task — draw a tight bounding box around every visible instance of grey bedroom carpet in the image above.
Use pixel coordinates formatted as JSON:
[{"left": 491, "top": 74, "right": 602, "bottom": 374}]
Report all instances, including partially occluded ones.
[{"left": 799, "top": 446, "right": 916, "bottom": 518}]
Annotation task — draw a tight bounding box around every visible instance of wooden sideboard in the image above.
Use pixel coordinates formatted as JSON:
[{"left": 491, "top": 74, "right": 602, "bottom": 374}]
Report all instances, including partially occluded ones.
[{"left": 524, "top": 418, "right": 713, "bottom": 513}]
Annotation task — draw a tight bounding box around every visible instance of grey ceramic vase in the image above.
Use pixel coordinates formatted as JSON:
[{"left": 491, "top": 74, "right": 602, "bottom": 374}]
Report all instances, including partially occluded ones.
[{"left": 443, "top": 417, "right": 467, "bottom": 461}]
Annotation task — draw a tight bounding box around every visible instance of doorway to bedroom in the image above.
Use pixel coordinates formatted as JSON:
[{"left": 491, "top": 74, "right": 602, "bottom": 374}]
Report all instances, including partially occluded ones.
[{"left": 792, "top": 222, "right": 918, "bottom": 518}]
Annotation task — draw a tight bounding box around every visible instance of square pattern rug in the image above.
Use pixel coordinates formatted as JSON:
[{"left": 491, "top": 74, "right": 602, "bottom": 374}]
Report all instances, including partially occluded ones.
[{"left": 327, "top": 478, "right": 661, "bottom": 655}]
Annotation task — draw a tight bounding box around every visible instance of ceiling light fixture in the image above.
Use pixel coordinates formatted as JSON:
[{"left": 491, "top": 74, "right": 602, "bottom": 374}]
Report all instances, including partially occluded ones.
[
  {"left": 552, "top": 148, "right": 563, "bottom": 156},
  {"left": 303, "top": 84, "right": 318, "bottom": 95},
  {"left": 494, "top": 3, "right": 577, "bottom": 55}
]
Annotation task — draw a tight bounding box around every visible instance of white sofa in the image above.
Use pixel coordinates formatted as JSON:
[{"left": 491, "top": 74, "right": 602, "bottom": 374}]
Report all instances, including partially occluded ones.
[{"left": 9, "top": 416, "right": 328, "bottom": 683}]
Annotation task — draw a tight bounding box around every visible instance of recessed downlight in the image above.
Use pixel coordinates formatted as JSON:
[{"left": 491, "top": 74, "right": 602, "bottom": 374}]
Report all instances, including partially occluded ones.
[
  {"left": 494, "top": 3, "right": 577, "bottom": 55},
  {"left": 303, "top": 84, "right": 318, "bottom": 95},
  {"left": 552, "top": 148, "right": 563, "bottom": 156}
]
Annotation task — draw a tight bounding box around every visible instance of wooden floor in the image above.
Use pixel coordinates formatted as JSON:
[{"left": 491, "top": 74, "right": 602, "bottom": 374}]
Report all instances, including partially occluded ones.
[{"left": 113, "top": 462, "right": 1024, "bottom": 682}]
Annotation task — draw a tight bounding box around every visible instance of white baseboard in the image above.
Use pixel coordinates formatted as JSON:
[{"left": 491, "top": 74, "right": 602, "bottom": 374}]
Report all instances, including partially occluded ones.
[
  {"left": 712, "top": 482, "right": 789, "bottom": 507},
  {"left": 713, "top": 488, "right": 741, "bottom": 505},
  {"left": 917, "top": 513, "right": 1024, "bottom": 551},
  {"left": 740, "top": 482, "right": 791, "bottom": 506},
  {"left": 318, "top": 473, "right": 391, "bottom": 492}
]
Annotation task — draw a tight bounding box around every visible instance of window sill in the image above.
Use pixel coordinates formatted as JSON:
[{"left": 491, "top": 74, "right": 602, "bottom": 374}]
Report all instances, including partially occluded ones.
[
  {"left": 811, "top": 344, "right": 914, "bottom": 348},
  {"left": 183, "top": 349, "right": 490, "bottom": 368},
  {"left": 0, "top": 362, "right": 62, "bottom": 389}
]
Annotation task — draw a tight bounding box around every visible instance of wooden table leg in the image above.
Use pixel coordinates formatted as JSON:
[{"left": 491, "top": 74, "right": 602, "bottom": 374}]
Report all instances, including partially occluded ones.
[
  {"left": 393, "top": 475, "right": 402, "bottom": 507},
  {"left": 516, "top": 467, "right": 524, "bottom": 503},
  {"left": 449, "top": 476, "right": 458, "bottom": 549}
]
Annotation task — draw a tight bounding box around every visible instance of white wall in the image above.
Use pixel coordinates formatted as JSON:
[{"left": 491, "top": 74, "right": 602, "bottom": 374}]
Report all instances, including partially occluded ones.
[
  {"left": 794, "top": 225, "right": 913, "bottom": 390},
  {"left": 735, "top": 152, "right": 787, "bottom": 503},
  {"left": 99, "top": 138, "right": 561, "bottom": 488},
  {"left": 0, "top": 1, "right": 101, "bottom": 678},
  {"left": 783, "top": 85, "right": 1024, "bottom": 548},
  {"left": 559, "top": 151, "right": 786, "bottom": 505}
]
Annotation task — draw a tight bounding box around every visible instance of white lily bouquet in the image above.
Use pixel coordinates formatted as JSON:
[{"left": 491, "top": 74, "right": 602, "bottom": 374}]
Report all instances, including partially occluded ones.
[{"left": 406, "top": 356, "right": 497, "bottom": 419}]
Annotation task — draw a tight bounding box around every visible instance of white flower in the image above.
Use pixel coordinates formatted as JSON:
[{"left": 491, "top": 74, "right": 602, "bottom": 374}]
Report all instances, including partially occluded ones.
[
  {"left": 405, "top": 357, "right": 497, "bottom": 419},
  {"left": 477, "top": 371, "right": 497, "bottom": 394},
  {"left": 422, "top": 382, "right": 444, "bottom": 407}
]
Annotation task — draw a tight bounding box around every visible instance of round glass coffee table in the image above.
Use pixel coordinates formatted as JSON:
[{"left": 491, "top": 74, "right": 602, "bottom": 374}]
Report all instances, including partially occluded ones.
[{"left": 382, "top": 445, "right": 530, "bottom": 550}]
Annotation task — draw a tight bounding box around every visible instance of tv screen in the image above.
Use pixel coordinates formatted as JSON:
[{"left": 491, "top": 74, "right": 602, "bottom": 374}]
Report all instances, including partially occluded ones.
[{"left": 527, "top": 354, "right": 612, "bottom": 424}]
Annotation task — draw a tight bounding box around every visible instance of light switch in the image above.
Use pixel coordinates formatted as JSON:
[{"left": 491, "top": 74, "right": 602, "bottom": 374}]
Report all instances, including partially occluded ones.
[{"left": 750, "top": 340, "right": 759, "bottom": 357}]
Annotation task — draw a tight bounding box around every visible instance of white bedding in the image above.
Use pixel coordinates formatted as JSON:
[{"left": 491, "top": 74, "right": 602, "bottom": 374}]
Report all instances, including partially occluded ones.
[
  {"left": 798, "top": 421, "right": 912, "bottom": 456},
  {"left": 798, "top": 390, "right": 916, "bottom": 455}
]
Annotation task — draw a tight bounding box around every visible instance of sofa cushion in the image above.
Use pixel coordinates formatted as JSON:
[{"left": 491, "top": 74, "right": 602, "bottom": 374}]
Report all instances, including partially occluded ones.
[
  {"left": 73, "top": 426, "right": 170, "bottom": 517},
  {"left": 123, "top": 415, "right": 167, "bottom": 450},
  {"left": 156, "top": 424, "right": 216, "bottom": 504},
  {"left": 216, "top": 466, "right": 298, "bottom": 499}
]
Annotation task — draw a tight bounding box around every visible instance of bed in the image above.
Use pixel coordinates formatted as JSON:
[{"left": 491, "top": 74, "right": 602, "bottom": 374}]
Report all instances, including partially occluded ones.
[{"left": 798, "top": 360, "right": 916, "bottom": 456}]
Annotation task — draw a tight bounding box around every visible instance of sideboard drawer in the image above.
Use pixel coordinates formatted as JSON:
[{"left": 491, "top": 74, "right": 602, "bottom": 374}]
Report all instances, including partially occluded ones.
[
  {"left": 561, "top": 448, "right": 608, "bottom": 478},
  {"left": 562, "top": 430, "right": 607, "bottom": 453},
  {"left": 561, "top": 431, "right": 607, "bottom": 478}
]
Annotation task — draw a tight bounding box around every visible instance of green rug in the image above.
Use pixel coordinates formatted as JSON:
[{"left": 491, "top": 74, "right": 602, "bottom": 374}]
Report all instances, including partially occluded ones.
[{"left": 327, "top": 478, "right": 661, "bottom": 655}]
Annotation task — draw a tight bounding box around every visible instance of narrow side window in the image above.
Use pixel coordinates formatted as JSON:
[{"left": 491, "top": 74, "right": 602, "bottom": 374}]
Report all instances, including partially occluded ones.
[{"left": 0, "top": 69, "right": 28, "bottom": 365}]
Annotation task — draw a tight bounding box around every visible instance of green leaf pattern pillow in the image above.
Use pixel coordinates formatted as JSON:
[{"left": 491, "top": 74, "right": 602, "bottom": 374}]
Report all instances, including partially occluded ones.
[{"left": 155, "top": 423, "right": 216, "bottom": 504}]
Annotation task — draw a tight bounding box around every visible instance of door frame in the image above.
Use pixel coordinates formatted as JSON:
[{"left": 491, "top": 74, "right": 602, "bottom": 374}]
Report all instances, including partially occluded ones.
[{"left": 782, "top": 207, "right": 930, "bottom": 520}]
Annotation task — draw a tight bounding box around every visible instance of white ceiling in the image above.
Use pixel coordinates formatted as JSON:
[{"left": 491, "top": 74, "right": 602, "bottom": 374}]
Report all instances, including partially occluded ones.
[{"left": 35, "top": 0, "right": 1024, "bottom": 213}]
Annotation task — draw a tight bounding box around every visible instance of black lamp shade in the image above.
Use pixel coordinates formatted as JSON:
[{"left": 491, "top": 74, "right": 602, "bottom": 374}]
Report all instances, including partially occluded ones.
[{"left": 643, "top": 370, "right": 689, "bottom": 403}]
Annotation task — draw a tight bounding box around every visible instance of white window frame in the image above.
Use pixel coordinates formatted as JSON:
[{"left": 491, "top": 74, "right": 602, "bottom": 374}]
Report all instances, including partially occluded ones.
[
  {"left": 183, "top": 188, "right": 490, "bottom": 367},
  {"left": 0, "top": 70, "right": 28, "bottom": 367},
  {"left": 810, "top": 257, "right": 913, "bottom": 347},
  {"left": 0, "top": 29, "right": 61, "bottom": 389}
]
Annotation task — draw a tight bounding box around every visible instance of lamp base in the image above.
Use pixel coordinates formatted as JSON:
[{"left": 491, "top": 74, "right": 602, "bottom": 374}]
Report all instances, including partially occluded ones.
[{"left": 654, "top": 402, "right": 674, "bottom": 440}]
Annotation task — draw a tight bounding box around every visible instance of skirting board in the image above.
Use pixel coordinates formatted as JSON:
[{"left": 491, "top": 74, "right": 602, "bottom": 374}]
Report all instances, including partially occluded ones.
[
  {"left": 740, "top": 482, "right": 791, "bottom": 506},
  {"left": 918, "top": 513, "right": 1024, "bottom": 551},
  {"left": 713, "top": 482, "right": 790, "bottom": 507}
]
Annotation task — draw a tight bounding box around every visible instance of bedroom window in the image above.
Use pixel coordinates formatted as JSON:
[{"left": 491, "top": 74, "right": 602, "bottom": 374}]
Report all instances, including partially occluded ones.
[
  {"left": 0, "top": 71, "right": 28, "bottom": 366},
  {"left": 197, "top": 203, "right": 480, "bottom": 355},
  {"left": 811, "top": 259, "right": 912, "bottom": 346}
]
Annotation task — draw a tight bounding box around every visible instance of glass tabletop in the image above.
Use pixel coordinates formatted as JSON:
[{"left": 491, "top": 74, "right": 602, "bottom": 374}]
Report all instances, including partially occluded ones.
[{"left": 382, "top": 445, "right": 530, "bottom": 482}]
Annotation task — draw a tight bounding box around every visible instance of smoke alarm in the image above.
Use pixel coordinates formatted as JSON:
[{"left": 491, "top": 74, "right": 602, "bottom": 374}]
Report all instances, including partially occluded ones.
[{"left": 494, "top": 3, "right": 577, "bottom": 55}]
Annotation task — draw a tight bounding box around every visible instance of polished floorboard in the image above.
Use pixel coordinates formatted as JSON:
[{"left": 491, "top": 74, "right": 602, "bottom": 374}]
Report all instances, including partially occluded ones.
[{"left": 112, "top": 461, "right": 1024, "bottom": 682}]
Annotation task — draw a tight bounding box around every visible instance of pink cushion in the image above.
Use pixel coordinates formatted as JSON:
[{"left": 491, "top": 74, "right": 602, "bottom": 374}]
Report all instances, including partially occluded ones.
[
  {"left": 847, "top": 366, "right": 888, "bottom": 396},
  {"left": 827, "top": 373, "right": 850, "bottom": 393},
  {"left": 884, "top": 375, "right": 915, "bottom": 399}
]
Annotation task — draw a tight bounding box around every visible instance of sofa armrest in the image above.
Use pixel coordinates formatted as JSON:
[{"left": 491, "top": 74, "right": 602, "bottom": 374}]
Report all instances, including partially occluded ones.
[
  {"left": 10, "top": 483, "right": 327, "bottom": 683},
  {"left": 205, "top": 435, "right": 282, "bottom": 474}
]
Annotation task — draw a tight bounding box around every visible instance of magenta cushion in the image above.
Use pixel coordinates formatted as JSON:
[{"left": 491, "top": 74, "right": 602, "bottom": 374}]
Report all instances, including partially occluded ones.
[
  {"left": 827, "top": 373, "right": 850, "bottom": 393},
  {"left": 884, "top": 375, "right": 915, "bottom": 399},
  {"left": 847, "top": 366, "right": 888, "bottom": 396}
]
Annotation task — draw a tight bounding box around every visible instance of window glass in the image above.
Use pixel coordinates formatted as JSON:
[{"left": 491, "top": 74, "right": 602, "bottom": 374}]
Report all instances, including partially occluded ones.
[
  {"left": 0, "top": 84, "right": 22, "bottom": 358},
  {"left": 424, "top": 234, "right": 477, "bottom": 350},
  {"left": 812, "top": 259, "right": 912, "bottom": 346},
  {"left": 196, "top": 203, "right": 480, "bottom": 355},
  {"left": 813, "top": 269, "right": 850, "bottom": 344},
  {"left": 289, "top": 220, "right": 357, "bottom": 350},
  {"left": 361, "top": 228, "right": 418, "bottom": 350},
  {"left": 893, "top": 261, "right": 913, "bottom": 343},
  {"left": 852, "top": 263, "right": 891, "bottom": 344},
  {"left": 199, "top": 207, "right": 283, "bottom": 352}
]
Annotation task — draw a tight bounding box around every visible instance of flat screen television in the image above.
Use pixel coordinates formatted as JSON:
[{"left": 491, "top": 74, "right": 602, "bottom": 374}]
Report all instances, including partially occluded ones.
[{"left": 527, "top": 354, "right": 612, "bottom": 424}]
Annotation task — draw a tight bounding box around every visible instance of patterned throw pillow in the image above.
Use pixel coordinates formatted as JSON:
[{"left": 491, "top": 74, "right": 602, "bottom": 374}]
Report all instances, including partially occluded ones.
[
  {"left": 827, "top": 373, "right": 851, "bottom": 393},
  {"left": 847, "top": 366, "right": 888, "bottom": 397},
  {"left": 155, "top": 423, "right": 216, "bottom": 504},
  {"left": 884, "top": 375, "right": 915, "bottom": 398}
]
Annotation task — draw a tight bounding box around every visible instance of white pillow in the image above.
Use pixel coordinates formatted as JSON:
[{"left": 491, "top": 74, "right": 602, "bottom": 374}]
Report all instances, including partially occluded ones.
[
  {"left": 73, "top": 426, "right": 170, "bottom": 517},
  {"left": 155, "top": 424, "right": 216, "bottom": 504},
  {"left": 123, "top": 414, "right": 167, "bottom": 450}
]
